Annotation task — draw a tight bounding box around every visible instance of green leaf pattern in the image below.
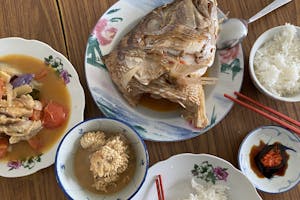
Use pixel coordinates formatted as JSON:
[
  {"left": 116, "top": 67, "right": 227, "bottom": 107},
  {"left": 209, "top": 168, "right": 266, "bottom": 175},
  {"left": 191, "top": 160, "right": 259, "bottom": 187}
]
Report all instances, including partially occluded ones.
[
  {"left": 221, "top": 58, "right": 242, "bottom": 80},
  {"left": 7, "top": 154, "right": 43, "bottom": 171},
  {"left": 210, "top": 105, "right": 217, "bottom": 126},
  {"left": 220, "top": 58, "right": 241, "bottom": 80},
  {"left": 110, "top": 17, "right": 123, "bottom": 22},
  {"left": 86, "top": 36, "right": 107, "bottom": 69},
  {"left": 106, "top": 8, "right": 120, "bottom": 15},
  {"left": 44, "top": 55, "right": 71, "bottom": 84},
  {"left": 191, "top": 161, "right": 228, "bottom": 184}
]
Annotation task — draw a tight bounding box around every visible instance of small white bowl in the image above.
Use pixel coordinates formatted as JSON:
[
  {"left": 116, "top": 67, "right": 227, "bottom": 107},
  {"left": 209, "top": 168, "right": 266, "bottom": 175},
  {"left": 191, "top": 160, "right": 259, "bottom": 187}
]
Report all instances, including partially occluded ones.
[
  {"left": 238, "top": 125, "right": 300, "bottom": 193},
  {"left": 55, "top": 117, "right": 149, "bottom": 200},
  {"left": 249, "top": 25, "right": 300, "bottom": 102}
]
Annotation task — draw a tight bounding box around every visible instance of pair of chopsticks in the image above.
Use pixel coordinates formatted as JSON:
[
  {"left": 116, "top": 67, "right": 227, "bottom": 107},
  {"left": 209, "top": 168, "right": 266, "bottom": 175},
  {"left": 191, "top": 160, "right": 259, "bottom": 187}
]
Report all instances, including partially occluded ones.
[
  {"left": 224, "top": 92, "right": 300, "bottom": 135},
  {"left": 155, "top": 174, "right": 165, "bottom": 200}
]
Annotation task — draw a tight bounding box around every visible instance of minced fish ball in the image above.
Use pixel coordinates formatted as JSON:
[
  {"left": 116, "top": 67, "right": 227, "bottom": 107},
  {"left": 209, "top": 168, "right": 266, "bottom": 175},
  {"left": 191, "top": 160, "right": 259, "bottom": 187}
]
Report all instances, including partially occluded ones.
[{"left": 254, "top": 23, "right": 300, "bottom": 96}]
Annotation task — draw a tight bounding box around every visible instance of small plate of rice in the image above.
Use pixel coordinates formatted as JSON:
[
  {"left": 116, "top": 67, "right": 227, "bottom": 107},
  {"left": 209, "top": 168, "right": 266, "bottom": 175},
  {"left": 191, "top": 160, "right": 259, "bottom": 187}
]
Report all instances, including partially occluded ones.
[
  {"left": 249, "top": 23, "right": 300, "bottom": 102},
  {"left": 132, "top": 153, "right": 262, "bottom": 200}
]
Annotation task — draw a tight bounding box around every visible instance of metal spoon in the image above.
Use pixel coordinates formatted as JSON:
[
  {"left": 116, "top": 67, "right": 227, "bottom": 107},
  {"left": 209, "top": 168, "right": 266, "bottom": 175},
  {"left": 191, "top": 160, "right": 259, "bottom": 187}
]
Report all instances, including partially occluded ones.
[{"left": 216, "top": 0, "right": 292, "bottom": 50}]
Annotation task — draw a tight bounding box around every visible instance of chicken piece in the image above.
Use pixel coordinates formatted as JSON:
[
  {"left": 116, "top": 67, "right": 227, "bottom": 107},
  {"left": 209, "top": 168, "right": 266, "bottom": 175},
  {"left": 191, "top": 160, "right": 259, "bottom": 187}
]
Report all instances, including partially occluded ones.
[
  {"left": 0, "top": 107, "right": 32, "bottom": 118},
  {"left": 89, "top": 135, "right": 129, "bottom": 192},
  {"left": 15, "top": 94, "right": 35, "bottom": 109},
  {"left": 13, "top": 84, "right": 33, "bottom": 97},
  {"left": 0, "top": 70, "right": 12, "bottom": 83},
  {"left": 80, "top": 131, "right": 106, "bottom": 151},
  {"left": 33, "top": 100, "right": 43, "bottom": 111},
  {"left": 0, "top": 66, "right": 45, "bottom": 145},
  {"left": 0, "top": 62, "right": 21, "bottom": 77},
  {"left": 1, "top": 120, "right": 42, "bottom": 136},
  {"left": 0, "top": 115, "right": 24, "bottom": 125},
  {"left": 103, "top": 0, "right": 218, "bottom": 128},
  {"left": 0, "top": 94, "right": 35, "bottom": 118},
  {"left": 3, "top": 120, "right": 43, "bottom": 144}
]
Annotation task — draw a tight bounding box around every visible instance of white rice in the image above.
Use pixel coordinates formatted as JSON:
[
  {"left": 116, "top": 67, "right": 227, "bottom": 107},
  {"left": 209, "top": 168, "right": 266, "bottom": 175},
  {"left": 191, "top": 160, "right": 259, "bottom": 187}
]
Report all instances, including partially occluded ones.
[
  {"left": 254, "top": 23, "right": 300, "bottom": 96},
  {"left": 183, "top": 178, "right": 229, "bottom": 200}
]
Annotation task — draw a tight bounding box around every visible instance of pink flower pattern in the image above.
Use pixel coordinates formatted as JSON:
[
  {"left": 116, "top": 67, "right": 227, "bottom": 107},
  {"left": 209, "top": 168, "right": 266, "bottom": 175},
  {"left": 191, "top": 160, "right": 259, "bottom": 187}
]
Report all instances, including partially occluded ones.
[
  {"left": 192, "top": 161, "right": 229, "bottom": 184},
  {"left": 7, "top": 160, "right": 22, "bottom": 170},
  {"left": 219, "top": 45, "right": 240, "bottom": 64},
  {"left": 93, "top": 18, "right": 117, "bottom": 46},
  {"left": 213, "top": 166, "right": 229, "bottom": 181}
]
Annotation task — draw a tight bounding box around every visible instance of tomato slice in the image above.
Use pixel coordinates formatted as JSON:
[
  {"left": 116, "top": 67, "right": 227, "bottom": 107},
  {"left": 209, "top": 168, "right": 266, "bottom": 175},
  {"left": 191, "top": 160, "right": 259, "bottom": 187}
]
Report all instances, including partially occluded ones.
[
  {"left": 42, "top": 101, "right": 68, "bottom": 128},
  {"left": 0, "top": 138, "right": 9, "bottom": 158}
]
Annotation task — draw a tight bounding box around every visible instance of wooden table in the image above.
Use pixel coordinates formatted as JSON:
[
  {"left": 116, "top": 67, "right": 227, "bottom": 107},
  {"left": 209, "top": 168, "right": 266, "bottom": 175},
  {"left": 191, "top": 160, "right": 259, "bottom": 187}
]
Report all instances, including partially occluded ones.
[{"left": 0, "top": 0, "right": 299, "bottom": 199}]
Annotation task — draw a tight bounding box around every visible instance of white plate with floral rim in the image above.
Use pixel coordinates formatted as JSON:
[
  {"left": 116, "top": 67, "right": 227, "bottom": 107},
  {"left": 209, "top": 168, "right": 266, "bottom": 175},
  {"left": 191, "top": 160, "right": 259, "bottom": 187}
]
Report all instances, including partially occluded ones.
[
  {"left": 0, "top": 37, "right": 85, "bottom": 177},
  {"left": 85, "top": 0, "right": 244, "bottom": 141},
  {"left": 132, "top": 153, "right": 262, "bottom": 200},
  {"left": 238, "top": 125, "right": 300, "bottom": 193}
]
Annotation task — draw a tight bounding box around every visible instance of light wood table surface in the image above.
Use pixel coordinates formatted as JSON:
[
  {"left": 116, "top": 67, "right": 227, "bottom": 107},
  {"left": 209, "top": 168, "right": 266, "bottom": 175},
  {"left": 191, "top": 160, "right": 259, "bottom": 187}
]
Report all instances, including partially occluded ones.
[{"left": 0, "top": 0, "right": 299, "bottom": 199}]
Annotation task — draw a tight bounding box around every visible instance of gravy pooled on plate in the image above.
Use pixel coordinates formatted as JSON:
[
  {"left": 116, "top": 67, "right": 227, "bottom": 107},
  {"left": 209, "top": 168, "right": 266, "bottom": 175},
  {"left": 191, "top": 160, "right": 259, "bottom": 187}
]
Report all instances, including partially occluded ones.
[{"left": 74, "top": 131, "right": 136, "bottom": 194}]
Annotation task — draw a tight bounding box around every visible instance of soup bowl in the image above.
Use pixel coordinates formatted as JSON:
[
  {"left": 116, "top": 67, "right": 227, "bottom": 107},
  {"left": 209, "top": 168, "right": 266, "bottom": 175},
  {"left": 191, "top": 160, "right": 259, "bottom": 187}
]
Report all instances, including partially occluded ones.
[{"left": 55, "top": 117, "right": 149, "bottom": 200}]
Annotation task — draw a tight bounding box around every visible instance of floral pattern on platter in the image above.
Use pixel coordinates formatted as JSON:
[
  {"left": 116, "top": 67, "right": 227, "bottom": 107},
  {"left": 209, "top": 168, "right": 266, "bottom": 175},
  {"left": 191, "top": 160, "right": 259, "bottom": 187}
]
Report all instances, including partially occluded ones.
[
  {"left": 7, "top": 154, "right": 42, "bottom": 171},
  {"left": 191, "top": 161, "right": 228, "bottom": 184},
  {"left": 93, "top": 19, "right": 118, "bottom": 46},
  {"left": 86, "top": 37, "right": 105, "bottom": 69},
  {"left": 44, "top": 55, "right": 72, "bottom": 84},
  {"left": 219, "top": 45, "right": 242, "bottom": 80},
  {"left": 93, "top": 8, "right": 122, "bottom": 46}
]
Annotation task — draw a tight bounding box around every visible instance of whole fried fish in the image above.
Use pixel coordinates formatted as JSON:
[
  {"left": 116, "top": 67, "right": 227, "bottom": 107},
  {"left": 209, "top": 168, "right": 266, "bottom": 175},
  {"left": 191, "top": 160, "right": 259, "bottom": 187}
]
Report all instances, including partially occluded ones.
[{"left": 104, "top": 0, "right": 219, "bottom": 128}]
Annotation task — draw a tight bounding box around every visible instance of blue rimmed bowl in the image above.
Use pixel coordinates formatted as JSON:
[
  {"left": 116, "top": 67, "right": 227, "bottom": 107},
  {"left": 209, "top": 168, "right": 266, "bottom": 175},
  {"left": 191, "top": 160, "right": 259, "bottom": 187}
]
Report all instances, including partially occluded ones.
[
  {"left": 238, "top": 125, "right": 300, "bottom": 193},
  {"left": 55, "top": 117, "right": 149, "bottom": 200}
]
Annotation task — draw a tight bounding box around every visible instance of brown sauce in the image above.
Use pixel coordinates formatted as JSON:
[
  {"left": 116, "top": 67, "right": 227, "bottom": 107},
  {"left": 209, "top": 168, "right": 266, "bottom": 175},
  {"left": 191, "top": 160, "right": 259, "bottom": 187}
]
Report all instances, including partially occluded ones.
[
  {"left": 0, "top": 54, "right": 70, "bottom": 161},
  {"left": 138, "top": 71, "right": 210, "bottom": 112},
  {"left": 73, "top": 134, "right": 136, "bottom": 194},
  {"left": 250, "top": 140, "right": 289, "bottom": 178},
  {"left": 139, "top": 93, "right": 181, "bottom": 112}
]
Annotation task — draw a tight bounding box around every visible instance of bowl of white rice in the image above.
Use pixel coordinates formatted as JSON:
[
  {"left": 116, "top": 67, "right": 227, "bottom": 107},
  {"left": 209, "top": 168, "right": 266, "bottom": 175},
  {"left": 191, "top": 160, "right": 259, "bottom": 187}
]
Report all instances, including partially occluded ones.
[{"left": 249, "top": 23, "right": 300, "bottom": 102}]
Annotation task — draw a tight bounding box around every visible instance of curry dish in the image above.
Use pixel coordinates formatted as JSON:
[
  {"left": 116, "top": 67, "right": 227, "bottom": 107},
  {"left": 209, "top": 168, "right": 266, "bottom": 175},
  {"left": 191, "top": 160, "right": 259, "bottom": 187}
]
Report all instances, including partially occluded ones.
[{"left": 0, "top": 54, "right": 70, "bottom": 160}]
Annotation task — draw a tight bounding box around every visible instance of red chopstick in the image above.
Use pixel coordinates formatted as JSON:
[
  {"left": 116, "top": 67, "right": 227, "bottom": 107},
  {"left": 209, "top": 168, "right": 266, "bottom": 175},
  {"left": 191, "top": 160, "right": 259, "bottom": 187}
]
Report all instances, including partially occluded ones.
[
  {"left": 224, "top": 92, "right": 300, "bottom": 135},
  {"left": 234, "top": 92, "right": 300, "bottom": 127},
  {"left": 155, "top": 174, "right": 165, "bottom": 200}
]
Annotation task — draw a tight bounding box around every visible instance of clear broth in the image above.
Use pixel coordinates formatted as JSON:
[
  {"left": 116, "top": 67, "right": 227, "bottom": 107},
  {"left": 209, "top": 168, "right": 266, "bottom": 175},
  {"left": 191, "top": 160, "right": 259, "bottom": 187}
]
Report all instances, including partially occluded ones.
[{"left": 74, "top": 134, "right": 136, "bottom": 194}]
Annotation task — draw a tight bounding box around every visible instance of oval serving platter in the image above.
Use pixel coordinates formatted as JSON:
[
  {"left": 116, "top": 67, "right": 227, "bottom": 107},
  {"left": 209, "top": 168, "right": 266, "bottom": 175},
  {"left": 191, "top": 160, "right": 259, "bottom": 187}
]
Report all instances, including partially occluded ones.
[
  {"left": 0, "top": 37, "right": 85, "bottom": 177},
  {"left": 85, "top": 0, "right": 244, "bottom": 141}
]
